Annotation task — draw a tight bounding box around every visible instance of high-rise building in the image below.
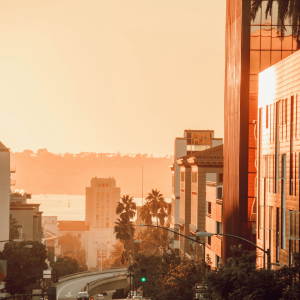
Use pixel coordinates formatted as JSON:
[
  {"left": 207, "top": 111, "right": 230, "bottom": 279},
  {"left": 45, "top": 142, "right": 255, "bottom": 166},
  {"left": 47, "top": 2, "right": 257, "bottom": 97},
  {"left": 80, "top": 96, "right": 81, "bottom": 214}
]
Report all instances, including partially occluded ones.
[
  {"left": 86, "top": 177, "right": 120, "bottom": 229},
  {"left": 223, "top": 0, "right": 300, "bottom": 260},
  {"left": 0, "top": 142, "right": 11, "bottom": 250}
]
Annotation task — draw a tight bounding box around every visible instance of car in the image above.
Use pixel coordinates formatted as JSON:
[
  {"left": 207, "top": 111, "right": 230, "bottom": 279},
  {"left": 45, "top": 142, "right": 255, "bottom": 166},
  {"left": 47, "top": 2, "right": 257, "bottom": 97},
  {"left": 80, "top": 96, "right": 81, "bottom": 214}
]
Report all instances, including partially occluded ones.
[
  {"left": 77, "top": 292, "right": 89, "bottom": 300},
  {"left": 127, "top": 291, "right": 141, "bottom": 299},
  {"left": 95, "top": 295, "right": 104, "bottom": 300}
]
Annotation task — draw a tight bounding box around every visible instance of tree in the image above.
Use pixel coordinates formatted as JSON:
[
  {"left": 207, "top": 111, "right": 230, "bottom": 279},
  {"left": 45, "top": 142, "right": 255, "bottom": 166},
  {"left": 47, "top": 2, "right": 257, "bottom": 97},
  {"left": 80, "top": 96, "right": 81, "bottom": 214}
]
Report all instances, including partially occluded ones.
[
  {"left": 114, "top": 218, "right": 135, "bottom": 266},
  {"left": 116, "top": 195, "right": 137, "bottom": 260},
  {"left": 130, "top": 252, "right": 203, "bottom": 300},
  {"left": 0, "top": 241, "right": 48, "bottom": 295},
  {"left": 145, "top": 189, "right": 167, "bottom": 226},
  {"left": 251, "top": 0, "right": 300, "bottom": 40},
  {"left": 58, "top": 233, "right": 88, "bottom": 270},
  {"left": 9, "top": 215, "right": 21, "bottom": 240},
  {"left": 109, "top": 240, "right": 127, "bottom": 266},
  {"left": 203, "top": 246, "right": 300, "bottom": 300},
  {"left": 51, "top": 256, "right": 80, "bottom": 278}
]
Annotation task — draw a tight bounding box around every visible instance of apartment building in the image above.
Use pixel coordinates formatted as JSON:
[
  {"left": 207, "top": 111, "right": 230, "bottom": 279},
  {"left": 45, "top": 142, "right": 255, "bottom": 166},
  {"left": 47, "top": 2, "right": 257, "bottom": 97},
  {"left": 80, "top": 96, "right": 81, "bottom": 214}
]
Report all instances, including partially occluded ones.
[
  {"left": 10, "top": 192, "right": 43, "bottom": 242},
  {"left": 0, "top": 142, "right": 11, "bottom": 250},
  {"left": 176, "top": 144, "right": 223, "bottom": 260},
  {"left": 170, "top": 130, "right": 222, "bottom": 254},
  {"left": 257, "top": 50, "right": 300, "bottom": 267},
  {"left": 223, "top": 0, "right": 300, "bottom": 260}
]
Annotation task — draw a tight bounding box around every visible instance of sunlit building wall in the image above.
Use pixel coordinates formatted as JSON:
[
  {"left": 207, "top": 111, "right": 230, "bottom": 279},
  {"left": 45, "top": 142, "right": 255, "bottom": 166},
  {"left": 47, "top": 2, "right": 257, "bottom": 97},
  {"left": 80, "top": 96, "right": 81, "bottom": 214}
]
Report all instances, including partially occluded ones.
[
  {"left": 86, "top": 177, "right": 120, "bottom": 229},
  {"left": 0, "top": 142, "right": 10, "bottom": 250},
  {"left": 171, "top": 130, "right": 222, "bottom": 254},
  {"left": 223, "top": 0, "right": 300, "bottom": 260},
  {"left": 257, "top": 50, "right": 300, "bottom": 268},
  {"left": 85, "top": 177, "right": 120, "bottom": 269},
  {"left": 176, "top": 142, "right": 223, "bottom": 258}
]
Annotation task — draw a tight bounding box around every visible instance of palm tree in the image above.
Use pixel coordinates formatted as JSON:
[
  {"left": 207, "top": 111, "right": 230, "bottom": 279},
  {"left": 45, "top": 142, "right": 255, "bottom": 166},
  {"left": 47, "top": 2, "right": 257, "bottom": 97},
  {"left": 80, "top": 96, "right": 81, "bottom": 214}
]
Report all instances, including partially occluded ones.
[
  {"left": 116, "top": 195, "right": 136, "bottom": 260},
  {"left": 251, "top": 0, "right": 300, "bottom": 40},
  {"left": 145, "top": 189, "right": 168, "bottom": 226},
  {"left": 114, "top": 218, "right": 135, "bottom": 265},
  {"left": 109, "top": 241, "right": 126, "bottom": 265},
  {"left": 139, "top": 202, "right": 152, "bottom": 225}
]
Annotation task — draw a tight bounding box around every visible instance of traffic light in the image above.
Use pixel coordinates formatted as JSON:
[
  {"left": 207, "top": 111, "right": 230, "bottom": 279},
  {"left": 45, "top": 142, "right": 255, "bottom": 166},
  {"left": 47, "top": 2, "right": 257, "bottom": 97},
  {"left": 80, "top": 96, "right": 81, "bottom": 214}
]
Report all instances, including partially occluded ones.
[
  {"left": 52, "top": 269, "right": 59, "bottom": 283},
  {"left": 140, "top": 266, "right": 147, "bottom": 282}
]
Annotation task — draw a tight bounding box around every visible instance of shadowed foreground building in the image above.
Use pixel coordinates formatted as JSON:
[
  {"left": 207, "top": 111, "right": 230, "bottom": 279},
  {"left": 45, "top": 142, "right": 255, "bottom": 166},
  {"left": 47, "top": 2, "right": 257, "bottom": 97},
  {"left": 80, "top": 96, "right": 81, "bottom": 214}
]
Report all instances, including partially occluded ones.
[{"left": 223, "top": 0, "right": 300, "bottom": 260}]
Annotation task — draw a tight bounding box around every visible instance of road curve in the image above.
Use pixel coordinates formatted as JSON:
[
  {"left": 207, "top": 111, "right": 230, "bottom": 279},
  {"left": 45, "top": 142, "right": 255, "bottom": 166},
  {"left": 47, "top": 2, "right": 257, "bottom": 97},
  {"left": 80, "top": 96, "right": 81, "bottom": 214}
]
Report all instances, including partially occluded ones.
[{"left": 56, "top": 271, "right": 127, "bottom": 300}]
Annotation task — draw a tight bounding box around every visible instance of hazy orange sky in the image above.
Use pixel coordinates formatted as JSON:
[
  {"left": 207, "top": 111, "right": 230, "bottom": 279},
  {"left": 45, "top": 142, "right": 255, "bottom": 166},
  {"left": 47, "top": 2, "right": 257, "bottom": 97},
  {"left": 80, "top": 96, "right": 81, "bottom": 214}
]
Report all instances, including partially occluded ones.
[{"left": 0, "top": 0, "right": 225, "bottom": 157}]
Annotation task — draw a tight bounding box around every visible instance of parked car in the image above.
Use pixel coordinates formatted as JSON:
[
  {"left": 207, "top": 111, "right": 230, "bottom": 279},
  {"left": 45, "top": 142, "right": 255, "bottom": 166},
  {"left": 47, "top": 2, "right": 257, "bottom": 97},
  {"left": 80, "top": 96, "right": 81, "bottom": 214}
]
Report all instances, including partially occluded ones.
[
  {"left": 77, "top": 292, "right": 89, "bottom": 300},
  {"left": 127, "top": 291, "right": 142, "bottom": 299},
  {"left": 95, "top": 295, "right": 104, "bottom": 300}
]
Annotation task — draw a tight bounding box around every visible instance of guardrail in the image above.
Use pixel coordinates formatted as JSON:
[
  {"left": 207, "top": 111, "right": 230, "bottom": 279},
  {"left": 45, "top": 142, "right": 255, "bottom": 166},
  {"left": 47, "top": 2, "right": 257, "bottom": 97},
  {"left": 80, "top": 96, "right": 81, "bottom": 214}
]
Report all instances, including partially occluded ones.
[{"left": 57, "top": 267, "right": 128, "bottom": 284}]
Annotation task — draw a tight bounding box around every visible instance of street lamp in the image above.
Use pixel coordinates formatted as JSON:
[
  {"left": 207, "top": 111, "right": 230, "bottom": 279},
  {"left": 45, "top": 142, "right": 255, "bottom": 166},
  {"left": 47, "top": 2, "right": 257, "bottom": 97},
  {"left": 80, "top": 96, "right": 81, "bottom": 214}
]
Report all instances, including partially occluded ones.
[
  {"left": 196, "top": 231, "right": 271, "bottom": 270},
  {"left": 58, "top": 249, "right": 77, "bottom": 259},
  {"left": 134, "top": 240, "right": 165, "bottom": 254},
  {"left": 137, "top": 224, "right": 206, "bottom": 276}
]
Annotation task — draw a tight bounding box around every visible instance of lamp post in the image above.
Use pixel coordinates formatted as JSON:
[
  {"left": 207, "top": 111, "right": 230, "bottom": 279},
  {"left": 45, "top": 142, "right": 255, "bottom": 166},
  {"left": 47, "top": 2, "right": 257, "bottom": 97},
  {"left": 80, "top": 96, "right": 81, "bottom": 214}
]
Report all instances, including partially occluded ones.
[
  {"left": 134, "top": 240, "right": 165, "bottom": 254},
  {"left": 58, "top": 249, "right": 77, "bottom": 259},
  {"left": 137, "top": 224, "right": 206, "bottom": 277},
  {"left": 196, "top": 231, "right": 271, "bottom": 270}
]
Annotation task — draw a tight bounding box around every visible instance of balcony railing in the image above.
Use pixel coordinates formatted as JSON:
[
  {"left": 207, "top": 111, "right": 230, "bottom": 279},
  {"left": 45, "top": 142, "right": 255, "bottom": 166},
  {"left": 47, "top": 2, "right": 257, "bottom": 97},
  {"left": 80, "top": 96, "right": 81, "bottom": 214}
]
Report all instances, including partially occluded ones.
[
  {"left": 10, "top": 179, "right": 16, "bottom": 186},
  {"left": 10, "top": 167, "right": 16, "bottom": 173},
  {"left": 216, "top": 199, "right": 223, "bottom": 205}
]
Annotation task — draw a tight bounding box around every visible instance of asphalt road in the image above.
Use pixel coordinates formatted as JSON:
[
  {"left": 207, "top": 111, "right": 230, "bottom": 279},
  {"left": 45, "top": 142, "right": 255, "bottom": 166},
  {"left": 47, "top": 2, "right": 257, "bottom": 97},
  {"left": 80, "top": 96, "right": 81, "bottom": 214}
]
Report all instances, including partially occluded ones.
[{"left": 56, "top": 271, "right": 126, "bottom": 300}]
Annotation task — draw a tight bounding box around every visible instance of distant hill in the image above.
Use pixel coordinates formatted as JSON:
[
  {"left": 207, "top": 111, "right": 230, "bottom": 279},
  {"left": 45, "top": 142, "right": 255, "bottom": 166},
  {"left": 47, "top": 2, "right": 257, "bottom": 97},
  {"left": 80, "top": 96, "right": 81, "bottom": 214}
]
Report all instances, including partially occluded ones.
[{"left": 11, "top": 149, "right": 173, "bottom": 198}]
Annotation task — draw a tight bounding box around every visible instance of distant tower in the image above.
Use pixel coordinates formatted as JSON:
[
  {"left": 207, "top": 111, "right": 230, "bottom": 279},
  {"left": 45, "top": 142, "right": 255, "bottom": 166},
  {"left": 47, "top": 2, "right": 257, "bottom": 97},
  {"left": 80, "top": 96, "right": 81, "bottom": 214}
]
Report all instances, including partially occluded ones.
[
  {"left": 85, "top": 177, "right": 120, "bottom": 229},
  {"left": 0, "top": 142, "right": 11, "bottom": 250}
]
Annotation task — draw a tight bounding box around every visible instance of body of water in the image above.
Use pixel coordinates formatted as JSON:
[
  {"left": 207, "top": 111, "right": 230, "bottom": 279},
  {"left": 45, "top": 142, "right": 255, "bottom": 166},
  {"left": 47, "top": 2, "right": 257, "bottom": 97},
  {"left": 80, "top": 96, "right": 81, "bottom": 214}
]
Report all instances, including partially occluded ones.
[{"left": 29, "top": 195, "right": 171, "bottom": 221}]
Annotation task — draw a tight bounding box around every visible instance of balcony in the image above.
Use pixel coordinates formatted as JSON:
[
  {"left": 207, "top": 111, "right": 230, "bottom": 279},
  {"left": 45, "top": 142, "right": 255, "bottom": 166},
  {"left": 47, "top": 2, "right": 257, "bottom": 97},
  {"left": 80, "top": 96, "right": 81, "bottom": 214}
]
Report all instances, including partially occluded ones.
[
  {"left": 10, "top": 179, "right": 16, "bottom": 186},
  {"left": 10, "top": 167, "right": 16, "bottom": 173}
]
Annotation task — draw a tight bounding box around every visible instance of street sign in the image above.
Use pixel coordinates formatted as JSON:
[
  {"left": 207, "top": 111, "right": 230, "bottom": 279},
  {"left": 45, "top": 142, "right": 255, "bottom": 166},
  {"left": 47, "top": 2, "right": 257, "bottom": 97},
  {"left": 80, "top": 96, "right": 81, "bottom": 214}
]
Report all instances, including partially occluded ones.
[
  {"left": 43, "top": 270, "right": 51, "bottom": 279},
  {"left": 195, "top": 292, "right": 204, "bottom": 299}
]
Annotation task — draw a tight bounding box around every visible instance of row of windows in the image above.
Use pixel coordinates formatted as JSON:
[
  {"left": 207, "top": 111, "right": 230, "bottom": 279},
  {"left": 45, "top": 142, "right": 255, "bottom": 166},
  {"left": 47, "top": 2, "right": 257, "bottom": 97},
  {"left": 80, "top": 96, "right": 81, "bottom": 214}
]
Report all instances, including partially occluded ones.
[
  {"left": 95, "top": 220, "right": 110, "bottom": 228},
  {"left": 96, "top": 192, "right": 110, "bottom": 198},
  {"left": 186, "top": 132, "right": 212, "bottom": 139},
  {"left": 265, "top": 95, "right": 299, "bottom": 142},
  {"left": 97, "top": 183, "right": 110, "bottom": 188},
  {"left": 262, "top": 152, "right": 299, "bottom": 196}
]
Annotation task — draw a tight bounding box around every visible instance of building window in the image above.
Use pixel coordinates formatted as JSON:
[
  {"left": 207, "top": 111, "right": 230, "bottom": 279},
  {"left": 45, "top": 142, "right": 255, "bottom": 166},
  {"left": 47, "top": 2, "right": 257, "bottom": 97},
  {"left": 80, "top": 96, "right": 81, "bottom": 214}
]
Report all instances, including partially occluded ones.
[
  {"left": 207, "top": 236, "right": 211, "bottom": 246},
  {"left": 219, "top": 173, "right": 223, "bottom": 182},
  {"left": 192, "top": 172, "right": 197, "bottom": 183},
  {"left": 106, "top": 218, "right": 109, "bottom": 227},
  {"left": 106, "top": 183, "right": 109, "bottom": 187},
  {"left": 217, "top": 186, "right": 223, "bottom": 199},
  {"left": 217, "top": 222, "right": 222, "bottom": 234},
  {"left": 207, "top": 202, "right": 211, "bottom": 215},
  {"left": 180, "top": 172, "right": 185, "bottom": 182}
]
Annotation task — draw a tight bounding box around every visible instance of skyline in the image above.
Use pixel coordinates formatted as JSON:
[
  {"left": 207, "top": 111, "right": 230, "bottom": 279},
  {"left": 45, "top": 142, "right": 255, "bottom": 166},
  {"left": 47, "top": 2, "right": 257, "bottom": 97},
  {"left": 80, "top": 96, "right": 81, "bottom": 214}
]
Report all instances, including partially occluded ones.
[{"left": 0, "top": 0, "right": 226, "bottom": 157}]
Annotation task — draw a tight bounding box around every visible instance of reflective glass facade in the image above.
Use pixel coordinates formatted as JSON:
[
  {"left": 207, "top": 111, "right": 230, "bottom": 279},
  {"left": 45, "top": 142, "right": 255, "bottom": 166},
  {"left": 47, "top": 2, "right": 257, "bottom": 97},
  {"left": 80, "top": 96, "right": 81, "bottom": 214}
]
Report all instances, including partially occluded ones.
[{"left": 223, "top": 0, "right": 300, "bottom": 260}]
